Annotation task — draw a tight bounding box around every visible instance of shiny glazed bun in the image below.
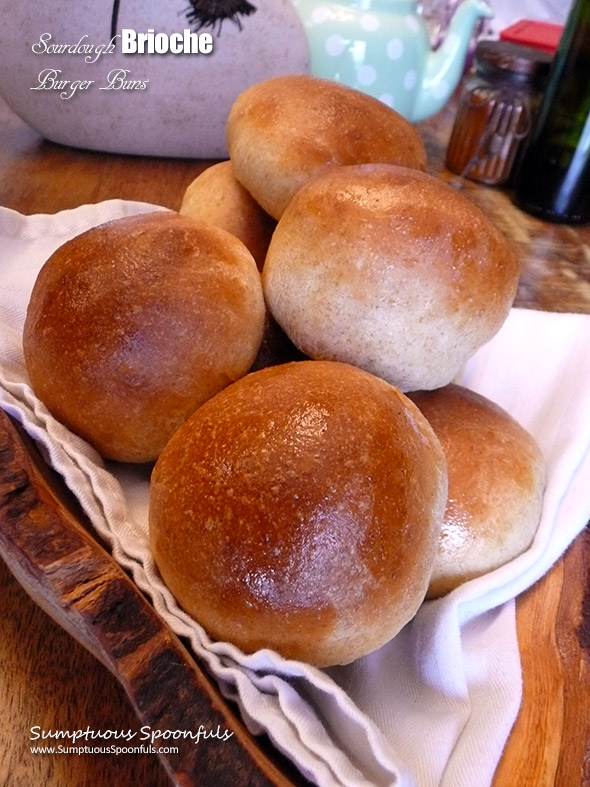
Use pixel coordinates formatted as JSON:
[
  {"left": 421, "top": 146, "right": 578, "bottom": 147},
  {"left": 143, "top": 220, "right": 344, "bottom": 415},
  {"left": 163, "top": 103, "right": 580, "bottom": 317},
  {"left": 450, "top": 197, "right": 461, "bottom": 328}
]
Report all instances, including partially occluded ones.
[
  {"left": 23, "top": 212, "right": 265, "bottom": 463},
  {"left": 263, "top": 164, "right": 520, "bottom": 392},
  {"left": 409, "top": 384, "right": 545, "bottom": 598},
  {"left": 227, "top": 74, "right": 428, "bottom": 219},
  {"left": 179, "top": 160, "right": 275, "bottom": 271},
  {"left": 149, "top": 360, "right": 448, "bottom": 667}
]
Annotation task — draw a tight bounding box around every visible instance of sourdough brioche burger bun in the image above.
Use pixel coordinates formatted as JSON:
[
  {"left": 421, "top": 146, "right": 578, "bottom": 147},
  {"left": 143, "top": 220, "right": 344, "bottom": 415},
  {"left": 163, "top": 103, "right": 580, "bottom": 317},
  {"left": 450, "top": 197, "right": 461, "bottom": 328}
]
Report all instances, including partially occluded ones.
[
  {"left": 263, "top": 163, "right": 520, "bottom": 392},
  {"left": 409, "top": 384, "right": 545, "bottom": 598},
  {"left": 23, "top": 212, "right": 265, "bottom": 463},
  {"left": 149, "top": 360, "right": 448, "bottom": 667},
  {"left": 179, "top": 161, "right": 276, "bottom": 271},
  {"left": 227, "top": 74, "right": 428, "bottom": 219}
]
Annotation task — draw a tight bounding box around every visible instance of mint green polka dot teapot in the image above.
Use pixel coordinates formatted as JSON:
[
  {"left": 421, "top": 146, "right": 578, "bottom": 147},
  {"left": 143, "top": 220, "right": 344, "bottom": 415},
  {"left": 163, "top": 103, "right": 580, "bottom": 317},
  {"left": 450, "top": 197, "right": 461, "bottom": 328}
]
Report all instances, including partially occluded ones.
[{"left": 292, "top": 0, "right": 493, "bottom": 121}]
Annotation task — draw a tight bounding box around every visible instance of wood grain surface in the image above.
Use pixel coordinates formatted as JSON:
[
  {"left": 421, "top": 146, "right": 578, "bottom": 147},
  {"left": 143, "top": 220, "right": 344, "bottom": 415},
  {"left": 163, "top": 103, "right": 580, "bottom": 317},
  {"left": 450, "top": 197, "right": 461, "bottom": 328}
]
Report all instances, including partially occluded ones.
[
  {"left": 0, "top": 91, "right": 589, "bottom": 787},
  {"left": 0, "top": 412, "right": 307, "bottom": 787},
  {"left": 0, "top": 554, "right": 170, "bottom": 787}
]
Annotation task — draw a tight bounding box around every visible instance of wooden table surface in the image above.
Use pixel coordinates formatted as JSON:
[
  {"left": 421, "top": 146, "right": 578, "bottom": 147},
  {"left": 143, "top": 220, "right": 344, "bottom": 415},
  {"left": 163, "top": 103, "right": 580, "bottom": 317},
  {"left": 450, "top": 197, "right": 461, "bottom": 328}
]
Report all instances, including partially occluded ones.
[{"left": 0, "top": 93, "right": 589, "bottom": 787}]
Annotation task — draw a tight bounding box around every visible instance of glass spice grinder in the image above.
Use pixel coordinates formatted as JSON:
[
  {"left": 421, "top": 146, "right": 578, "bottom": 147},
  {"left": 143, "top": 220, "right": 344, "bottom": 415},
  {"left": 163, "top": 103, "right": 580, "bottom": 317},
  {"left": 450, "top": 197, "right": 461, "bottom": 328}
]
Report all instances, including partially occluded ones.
[{"left": 445, "top": 40, "right": 553, "bottom": 186}]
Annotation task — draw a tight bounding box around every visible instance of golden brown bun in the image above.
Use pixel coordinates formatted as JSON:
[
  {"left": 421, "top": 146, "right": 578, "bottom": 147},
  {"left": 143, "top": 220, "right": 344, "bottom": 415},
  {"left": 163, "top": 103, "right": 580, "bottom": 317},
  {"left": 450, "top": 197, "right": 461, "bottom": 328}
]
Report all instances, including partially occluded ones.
[
  {"left": 227, "top": 74, "right": 428, "bottom": 219},
  {"left": 23, "top": 212, "right": 265, "bottom": 463},
  {"left": 263, "top": 163, "right": 520, "bottom": 392},
  {"left": 409, "top": 384, "right": 545, "bottom": 598},
  {"left": 179, "top": 161, "right": 276, "bottom": 271},
  {"left": 149, "top": 360, "right": 448, "bottom": 667}
]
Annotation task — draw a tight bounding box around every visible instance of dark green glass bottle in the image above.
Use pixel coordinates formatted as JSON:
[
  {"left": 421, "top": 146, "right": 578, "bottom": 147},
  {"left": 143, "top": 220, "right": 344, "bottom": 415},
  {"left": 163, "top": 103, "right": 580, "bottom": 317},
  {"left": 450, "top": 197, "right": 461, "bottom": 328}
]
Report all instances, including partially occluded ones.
[{"left": 512, "top": 0, "right": 590, "bottom": 223}]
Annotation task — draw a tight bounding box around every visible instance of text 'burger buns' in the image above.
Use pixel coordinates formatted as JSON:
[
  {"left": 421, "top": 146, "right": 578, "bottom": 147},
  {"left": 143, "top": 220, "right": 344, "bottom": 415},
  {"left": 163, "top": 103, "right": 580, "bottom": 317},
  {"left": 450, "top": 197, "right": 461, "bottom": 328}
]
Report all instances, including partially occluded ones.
[
  {"left": 179, "top": 160, "right": 276, "bottom": 271},
  {"left": 149, "top": 360, "right": 448, "bottom": 667},
  {"left": 409, "top": 384, "right": 545, "bottom": 598},
  {"left": 227, "top": 74, "right": 428, "bottom": 219},
  {"left": 23, "top": 212, "right": 265, "bottom": 463},
  {"left": 263, "top": 164, "right": 520, "bottom": 392}
]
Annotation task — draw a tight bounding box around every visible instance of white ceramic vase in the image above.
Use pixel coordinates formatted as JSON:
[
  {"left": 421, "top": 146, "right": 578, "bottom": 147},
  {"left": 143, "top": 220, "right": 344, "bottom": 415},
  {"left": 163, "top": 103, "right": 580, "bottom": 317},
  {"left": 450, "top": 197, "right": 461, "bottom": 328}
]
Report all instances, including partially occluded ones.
[{"left": 0, "top": 0, "right": 309, "bottom": 158}]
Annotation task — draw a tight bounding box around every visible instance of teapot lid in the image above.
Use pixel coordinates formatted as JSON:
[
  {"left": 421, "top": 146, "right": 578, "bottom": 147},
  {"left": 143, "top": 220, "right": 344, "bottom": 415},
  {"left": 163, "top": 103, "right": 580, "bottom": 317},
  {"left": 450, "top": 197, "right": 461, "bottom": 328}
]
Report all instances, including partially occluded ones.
[{"left": 475, "top": 40, "right": 553, "bottom": 80}]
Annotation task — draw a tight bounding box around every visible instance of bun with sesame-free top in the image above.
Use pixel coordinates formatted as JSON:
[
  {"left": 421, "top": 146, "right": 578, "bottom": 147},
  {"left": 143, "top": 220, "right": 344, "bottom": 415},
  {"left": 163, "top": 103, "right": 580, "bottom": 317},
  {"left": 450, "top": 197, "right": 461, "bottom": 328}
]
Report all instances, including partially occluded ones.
[
  {"left": 149, "top": 360, "right": 448, "bottom": 667},
  {"left": 226, "top": 74, "right": 428, "bottom": 219}
]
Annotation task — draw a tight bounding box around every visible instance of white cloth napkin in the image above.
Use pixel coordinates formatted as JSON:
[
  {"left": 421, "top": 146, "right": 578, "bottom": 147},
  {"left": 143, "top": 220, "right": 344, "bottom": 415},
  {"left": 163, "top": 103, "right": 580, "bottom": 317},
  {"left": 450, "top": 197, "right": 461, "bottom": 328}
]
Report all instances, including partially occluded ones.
[{"left": 1, "top": 200, "right": 589, "bottom": 787}]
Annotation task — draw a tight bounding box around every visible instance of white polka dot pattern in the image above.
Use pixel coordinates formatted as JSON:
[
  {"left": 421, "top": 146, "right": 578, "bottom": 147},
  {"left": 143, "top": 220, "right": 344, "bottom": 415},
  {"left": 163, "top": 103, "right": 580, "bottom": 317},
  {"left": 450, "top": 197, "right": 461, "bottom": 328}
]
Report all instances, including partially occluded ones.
[
  {"left": 358, "top": 64, "right": 377, "bottom": 86},
  {"left": 403, "top": 69, "right": 417, "bottom": 90},
  {"left": 325, "top": 33, "right": 347, "bottom": 56},
  {"left": 296, "top": 0, "right": 490, "bottom": 121},
  {"left": 360, "top": 13, "right": 380, "bottom": 32},
  {"left": 387, "top": 38, "right": 404, "bottom": 60}
]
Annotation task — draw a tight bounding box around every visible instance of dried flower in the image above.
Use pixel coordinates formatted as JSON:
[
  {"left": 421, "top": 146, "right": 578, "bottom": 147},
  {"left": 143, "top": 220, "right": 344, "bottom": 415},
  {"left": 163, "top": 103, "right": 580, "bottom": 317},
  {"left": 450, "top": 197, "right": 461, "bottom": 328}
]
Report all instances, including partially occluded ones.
[
  {"left": 184, "top": 0, "right": 257, "bottom": 34},
  {"left": 110, "top": 0, "right": 257, "bottom": 41}
]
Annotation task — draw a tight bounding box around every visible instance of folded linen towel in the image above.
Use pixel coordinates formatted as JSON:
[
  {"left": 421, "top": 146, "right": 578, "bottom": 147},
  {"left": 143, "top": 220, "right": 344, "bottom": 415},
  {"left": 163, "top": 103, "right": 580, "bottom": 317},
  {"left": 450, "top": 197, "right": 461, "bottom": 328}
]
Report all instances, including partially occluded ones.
[{"left": 1, "top": 200, "right": 589, "bottom": 787}]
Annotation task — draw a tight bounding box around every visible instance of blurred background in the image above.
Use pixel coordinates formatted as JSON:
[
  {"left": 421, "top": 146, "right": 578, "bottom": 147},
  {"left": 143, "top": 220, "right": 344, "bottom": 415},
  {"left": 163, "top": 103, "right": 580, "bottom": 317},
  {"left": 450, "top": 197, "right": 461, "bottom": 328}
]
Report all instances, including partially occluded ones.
[{"left": 421, "top": 0, "right": 573, "bottom": 44}]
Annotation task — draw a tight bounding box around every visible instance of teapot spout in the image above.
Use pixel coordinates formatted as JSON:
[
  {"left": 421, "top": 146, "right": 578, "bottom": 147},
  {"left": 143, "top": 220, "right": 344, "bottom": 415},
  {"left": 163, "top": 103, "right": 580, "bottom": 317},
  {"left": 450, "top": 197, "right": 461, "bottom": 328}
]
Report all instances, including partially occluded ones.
[{"left": 412, "top": 0, "right": 493, "bottom": 122}]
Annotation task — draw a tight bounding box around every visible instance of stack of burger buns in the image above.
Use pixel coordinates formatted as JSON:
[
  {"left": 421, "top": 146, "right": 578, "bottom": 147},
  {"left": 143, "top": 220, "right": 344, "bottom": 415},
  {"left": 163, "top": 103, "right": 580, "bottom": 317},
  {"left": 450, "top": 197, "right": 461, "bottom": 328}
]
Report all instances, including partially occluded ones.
[{"left": 23, "top": 74, "right": 544, "bottom": 667}]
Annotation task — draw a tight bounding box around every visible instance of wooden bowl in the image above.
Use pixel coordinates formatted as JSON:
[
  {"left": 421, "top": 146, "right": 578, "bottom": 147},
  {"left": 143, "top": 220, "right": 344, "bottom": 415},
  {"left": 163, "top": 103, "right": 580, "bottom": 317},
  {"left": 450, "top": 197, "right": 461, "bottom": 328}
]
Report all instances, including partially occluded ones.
[{"left": 0, "top": 408, "right": 309, "bottom": 786}]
